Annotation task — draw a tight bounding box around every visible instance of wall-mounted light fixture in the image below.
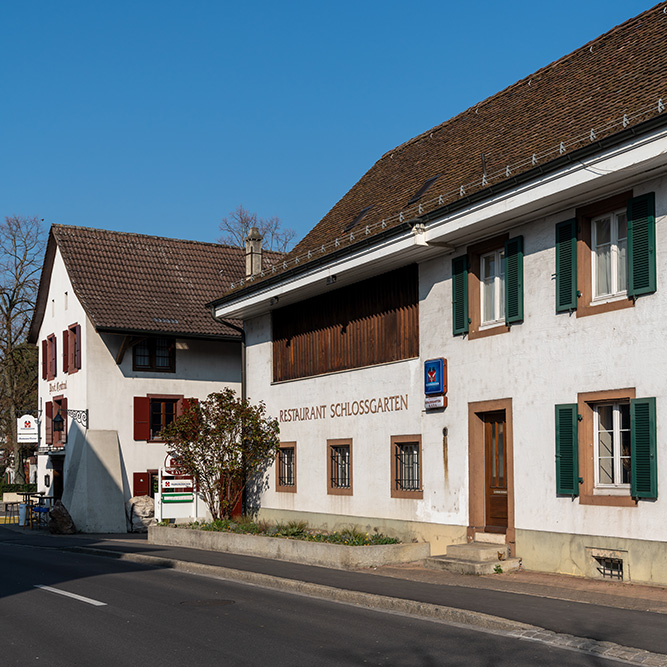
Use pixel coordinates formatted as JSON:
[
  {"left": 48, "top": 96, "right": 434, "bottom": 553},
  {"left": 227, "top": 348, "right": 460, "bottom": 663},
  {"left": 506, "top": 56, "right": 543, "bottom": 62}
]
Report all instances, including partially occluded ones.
[{"left": 52, "top": 409, "right": 89, "bottom": 432}]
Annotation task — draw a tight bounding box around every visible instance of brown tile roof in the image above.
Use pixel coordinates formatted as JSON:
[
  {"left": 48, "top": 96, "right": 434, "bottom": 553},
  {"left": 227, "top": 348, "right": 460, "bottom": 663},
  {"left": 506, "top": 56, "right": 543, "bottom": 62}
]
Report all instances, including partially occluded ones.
[
  {"left": 217, "top": 2, "right": 667, "bottom": 299},
  {"left": 29, "top": 225, "right": 282, "bottom": 341}
]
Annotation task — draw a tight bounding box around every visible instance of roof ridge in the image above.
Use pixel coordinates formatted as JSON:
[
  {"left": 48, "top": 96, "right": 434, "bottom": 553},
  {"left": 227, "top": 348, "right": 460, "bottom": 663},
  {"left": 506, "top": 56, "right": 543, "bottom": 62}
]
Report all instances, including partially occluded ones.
[
  {"left": 380, "top": 2, "right": 663, "bottom": 160},
  {"left": 51, "top": 223, "right": 242, "bottom": 251}
]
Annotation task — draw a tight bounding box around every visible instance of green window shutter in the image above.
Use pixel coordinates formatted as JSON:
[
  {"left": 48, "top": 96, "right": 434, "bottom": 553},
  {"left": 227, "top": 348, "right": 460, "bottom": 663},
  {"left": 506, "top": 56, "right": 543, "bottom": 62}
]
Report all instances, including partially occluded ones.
[
  {"left": 555, "top": 403, "right": 579, "bottom": 496},
  {"left": 628, "top": 193, "right": 656, "bottom": 297},
  {"left": 504, "top": 236, "right": 524, "bottom": 324},
  {"left": 555, "top": 219, "right": 577, "bottom": 311},
  {"left": 452, "top": 255, "right": 469, "bottom": 335},
  {"left": 630, "top": 397, "right": 657, "bottom": 499}
]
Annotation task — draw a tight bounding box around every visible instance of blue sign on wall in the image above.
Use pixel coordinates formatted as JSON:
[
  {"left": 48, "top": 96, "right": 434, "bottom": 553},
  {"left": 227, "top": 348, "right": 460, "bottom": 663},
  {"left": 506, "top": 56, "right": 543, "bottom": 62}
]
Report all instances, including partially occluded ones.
[{"left": 424, "top": 358, "right": 445, "bottom": 395}]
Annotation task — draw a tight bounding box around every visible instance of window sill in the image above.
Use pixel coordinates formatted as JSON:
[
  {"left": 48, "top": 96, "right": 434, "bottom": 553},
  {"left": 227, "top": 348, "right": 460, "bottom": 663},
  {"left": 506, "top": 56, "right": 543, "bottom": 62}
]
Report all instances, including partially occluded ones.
[
  {"left": 276, "top": 486, "right": 297, "bottom": 494},
  {"left": 328, "top": 486, "right": 353, "bottom": 496},
  {"left": 468, "top": 323, "right": 510, "bottom": 340},
  {"left": 593, "top": 486, "right": 631, "bottom": 496},
  {"left": 576, "top": 295, "right": 633, "bottom": 318},
  {"left": 391, "top": 489, "right": 424, "bottom": 500},
  {"left": 579, "top": 493, "right": 637, "bottom": 507}
]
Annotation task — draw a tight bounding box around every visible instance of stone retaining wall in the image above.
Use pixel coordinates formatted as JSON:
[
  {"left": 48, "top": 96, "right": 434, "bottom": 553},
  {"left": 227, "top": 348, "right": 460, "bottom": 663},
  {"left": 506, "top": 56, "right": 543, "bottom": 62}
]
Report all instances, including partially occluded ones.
[{"left": 148, "top": 525, "right": 430, "bottom": 570}]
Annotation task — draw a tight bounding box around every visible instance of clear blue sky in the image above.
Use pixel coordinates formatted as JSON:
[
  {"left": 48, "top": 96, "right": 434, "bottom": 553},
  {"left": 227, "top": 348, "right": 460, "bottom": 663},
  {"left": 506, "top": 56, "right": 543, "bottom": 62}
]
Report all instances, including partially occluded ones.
[{"left": 1, "top": 1, "right": 653, "bottom": 246}]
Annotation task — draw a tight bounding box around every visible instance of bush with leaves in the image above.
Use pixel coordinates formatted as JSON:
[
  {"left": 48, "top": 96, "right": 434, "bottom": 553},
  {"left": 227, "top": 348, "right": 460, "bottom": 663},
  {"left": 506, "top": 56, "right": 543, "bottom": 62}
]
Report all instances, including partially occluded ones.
[{"left": 160, "top": 389, "right": 280, "bottom": 520}]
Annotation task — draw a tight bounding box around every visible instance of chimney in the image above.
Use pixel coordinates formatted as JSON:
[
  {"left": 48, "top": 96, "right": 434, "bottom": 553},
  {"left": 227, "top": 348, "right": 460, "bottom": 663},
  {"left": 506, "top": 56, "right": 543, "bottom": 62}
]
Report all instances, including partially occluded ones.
[{"left": 245, "top": 226, "right": 263, "bottom": 278}]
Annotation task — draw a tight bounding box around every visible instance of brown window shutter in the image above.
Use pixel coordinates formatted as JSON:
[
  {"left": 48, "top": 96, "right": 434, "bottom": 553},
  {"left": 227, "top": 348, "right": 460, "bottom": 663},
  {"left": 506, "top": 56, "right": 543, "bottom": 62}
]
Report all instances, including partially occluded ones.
[
  {"left": 46, "top": 338, "right": 53, "bottom": 381},
  {"left": 45, "top": 401, "right": 53, "bottom": 445},
  {"left": 75, "top": 325, "right": 82, "bottom": 369},
  {"left": 42, "top": 340, "right": 47, "bottom": 380},
  {"left": 134, "top": 397, "right": 150, "bottom": 441},
  {"left": 62, "top": 330, "right": 69, "bottom": 373},
  {"left": 61, "top": 397, "right": 68, "bottom": 444}
]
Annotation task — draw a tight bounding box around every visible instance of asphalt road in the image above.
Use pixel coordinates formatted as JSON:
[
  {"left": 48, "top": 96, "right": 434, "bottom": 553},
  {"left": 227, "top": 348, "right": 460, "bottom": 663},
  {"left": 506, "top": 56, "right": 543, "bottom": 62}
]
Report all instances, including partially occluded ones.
[{"left": 0, "top": 541, "right": 633, "bottom": 667}]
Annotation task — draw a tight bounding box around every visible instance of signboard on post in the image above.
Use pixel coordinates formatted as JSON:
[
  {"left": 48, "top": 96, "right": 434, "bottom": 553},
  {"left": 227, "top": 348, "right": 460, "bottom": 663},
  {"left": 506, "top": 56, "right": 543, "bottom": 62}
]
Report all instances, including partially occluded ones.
[
  {"left": 17, "top": 414, "right": 38, "bottom": 444},
  {"left": 155, "top": 456, "right": 199, "bottom": 521}
]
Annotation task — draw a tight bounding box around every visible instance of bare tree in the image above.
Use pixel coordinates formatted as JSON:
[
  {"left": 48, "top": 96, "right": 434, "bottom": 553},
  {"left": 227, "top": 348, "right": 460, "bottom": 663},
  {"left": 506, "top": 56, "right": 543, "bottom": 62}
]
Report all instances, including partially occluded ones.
[
  {"left": 0, "top": 216, "right": 45, "bottom": 483},
  {"left": 218, "top": 204, "right": 295, "bottom": 253}
]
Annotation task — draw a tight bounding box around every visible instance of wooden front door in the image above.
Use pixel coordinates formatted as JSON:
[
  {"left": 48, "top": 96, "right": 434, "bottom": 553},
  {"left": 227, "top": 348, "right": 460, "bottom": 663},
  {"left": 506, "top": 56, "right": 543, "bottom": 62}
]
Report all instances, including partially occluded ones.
[{"left": 484, "top": 411, "right": 508, "bottom": 531}]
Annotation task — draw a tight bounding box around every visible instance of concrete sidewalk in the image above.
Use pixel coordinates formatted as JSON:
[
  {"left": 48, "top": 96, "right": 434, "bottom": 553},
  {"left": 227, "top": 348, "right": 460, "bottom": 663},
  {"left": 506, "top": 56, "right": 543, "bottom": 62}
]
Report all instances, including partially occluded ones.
[{"left": 2, "top": 525, "right": 666, "bottom": 664}]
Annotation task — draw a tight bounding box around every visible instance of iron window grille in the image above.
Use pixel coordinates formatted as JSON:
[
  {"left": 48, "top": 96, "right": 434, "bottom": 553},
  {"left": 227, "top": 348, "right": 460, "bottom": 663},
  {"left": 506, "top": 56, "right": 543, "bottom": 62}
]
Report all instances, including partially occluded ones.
[
  {"left": 330, "top": 445, "right": 350, "bottom": 489},
  {"left": 395, "top": 442, "right": 420, "bottom": 491},
  {"left": 595, "top": 556, "right": 623, "bottom": 580},
  {"left": 278, "top": 447, "right": 295, "bottom": 488}
]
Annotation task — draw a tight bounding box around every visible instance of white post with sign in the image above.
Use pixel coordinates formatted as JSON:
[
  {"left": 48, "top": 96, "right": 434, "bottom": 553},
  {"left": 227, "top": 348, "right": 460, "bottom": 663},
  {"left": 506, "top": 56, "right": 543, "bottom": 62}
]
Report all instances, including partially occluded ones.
[
  {"left": 155, "top": 455, "right": 199, "bottom": 522},
  {"left": 17, "top": 415, "right": 38, "bottom": 444}
]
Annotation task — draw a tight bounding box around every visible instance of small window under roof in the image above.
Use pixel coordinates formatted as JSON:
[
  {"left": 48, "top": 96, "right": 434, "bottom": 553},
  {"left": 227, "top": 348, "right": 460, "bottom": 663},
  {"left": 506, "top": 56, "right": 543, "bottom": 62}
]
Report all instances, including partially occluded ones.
[
  {"left": 343, "top": 206, "right": 373, "bottom": 233},
  {"left": 407, "top": 175, "right": 440, "bottom": 205}
]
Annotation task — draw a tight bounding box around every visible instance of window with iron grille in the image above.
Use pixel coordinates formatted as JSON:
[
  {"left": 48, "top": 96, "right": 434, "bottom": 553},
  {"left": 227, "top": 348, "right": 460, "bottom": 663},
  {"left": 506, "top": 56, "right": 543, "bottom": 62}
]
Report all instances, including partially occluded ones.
[
  {"left": 391, "top": 436, "right": 423, "bottom": 499},
  {"left": 327, "top": 439, "right": 352, "bottom": 495},
  {"left": 276, "top": 443, "right": 296, "bottom": 493}
]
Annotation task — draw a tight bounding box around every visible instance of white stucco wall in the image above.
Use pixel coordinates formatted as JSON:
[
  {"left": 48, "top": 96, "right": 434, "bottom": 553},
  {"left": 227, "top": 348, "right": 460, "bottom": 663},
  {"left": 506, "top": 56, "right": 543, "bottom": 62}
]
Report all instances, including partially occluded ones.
[
  {"left": 243, "top": 172, "right": 667, "bottom": 553},
  {"left": 36, "top": 247, "right": 242, "bottom": 529}
]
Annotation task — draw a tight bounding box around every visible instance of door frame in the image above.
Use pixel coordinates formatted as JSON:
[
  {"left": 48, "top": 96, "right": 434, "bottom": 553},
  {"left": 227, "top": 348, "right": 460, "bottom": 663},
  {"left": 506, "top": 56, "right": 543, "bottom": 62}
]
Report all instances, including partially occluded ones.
[{"left": 468, "top": 398, "right": 515, "bottom": 553}]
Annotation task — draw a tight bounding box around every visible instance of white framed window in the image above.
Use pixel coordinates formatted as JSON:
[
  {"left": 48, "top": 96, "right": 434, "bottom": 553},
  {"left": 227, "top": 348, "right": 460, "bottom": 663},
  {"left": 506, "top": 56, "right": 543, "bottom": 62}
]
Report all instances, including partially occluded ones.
[
  {"left": 594, "top": 402, "right": 631, "bottom": 492},
  {"left": 592, "top": 209, "right": 627, "bottom": 299},
  {"left": 480, "top": 249, "right": 505, "bottom": 325}
]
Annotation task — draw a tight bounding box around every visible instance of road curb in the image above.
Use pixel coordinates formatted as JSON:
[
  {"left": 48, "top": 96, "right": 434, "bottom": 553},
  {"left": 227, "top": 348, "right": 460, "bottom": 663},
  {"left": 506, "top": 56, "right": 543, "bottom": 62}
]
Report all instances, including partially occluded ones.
[{"left": 66, "top": 545, "right": 667, "bottom": 666}]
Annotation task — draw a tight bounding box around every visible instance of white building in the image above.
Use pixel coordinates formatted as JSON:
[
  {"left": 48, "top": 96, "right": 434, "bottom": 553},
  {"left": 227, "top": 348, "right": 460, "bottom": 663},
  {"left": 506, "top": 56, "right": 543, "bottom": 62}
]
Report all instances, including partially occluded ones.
[
  {"left": 28, "top": 225, "right": 274, "bottom": 532},
  {"left": 210, "top": 5, "right": 667, "bottom": 584}
]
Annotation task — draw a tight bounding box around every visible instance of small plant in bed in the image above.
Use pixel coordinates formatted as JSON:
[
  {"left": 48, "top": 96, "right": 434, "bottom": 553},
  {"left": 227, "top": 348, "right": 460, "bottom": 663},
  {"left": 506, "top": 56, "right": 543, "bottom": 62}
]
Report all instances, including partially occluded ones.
[{"left": 183, "top": 518, "right": 400, "bottom": 545}]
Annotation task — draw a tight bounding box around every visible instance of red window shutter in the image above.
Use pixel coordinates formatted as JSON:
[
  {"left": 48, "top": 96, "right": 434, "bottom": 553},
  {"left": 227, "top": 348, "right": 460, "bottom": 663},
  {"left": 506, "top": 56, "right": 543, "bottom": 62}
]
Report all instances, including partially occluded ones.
[
  {"left": 134, "top": 397, "right": 150, "bottom": 441},
  {"left": 133, "top": 472, "right": 151, "bottom": 496},
  {"left": 46, "top": 338, "right": 53, "bottom": 381},
  {"left": 62, "top": 330, "right": 69, "bottom": 373},
  {"left": 41, "top": 341, "right": 47, "bottom": 380},
  {"left": 45, "top": 401, "right": 53, "bottom": 445},
  {"left": 180, "top": 397, "right": 198, "bottom": 414},
  {"left": 61, "top": 397, "right": 68, "bottom": 445},
  {"left": 75, "top": 325, "right": 82, "bottom": 369}
]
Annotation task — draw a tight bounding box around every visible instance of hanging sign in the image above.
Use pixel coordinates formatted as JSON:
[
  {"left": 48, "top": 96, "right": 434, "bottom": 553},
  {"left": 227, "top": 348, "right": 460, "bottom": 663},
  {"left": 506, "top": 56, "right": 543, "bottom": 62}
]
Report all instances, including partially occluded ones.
[
  {"left": 17, "top": 414, "right": 38, "bottom": 444},
  {"left": 424, "top": 358, "right": 447, "bottom": 410},
  {"left": 424, "top": 358, "right": 446, "bottom": 395}
]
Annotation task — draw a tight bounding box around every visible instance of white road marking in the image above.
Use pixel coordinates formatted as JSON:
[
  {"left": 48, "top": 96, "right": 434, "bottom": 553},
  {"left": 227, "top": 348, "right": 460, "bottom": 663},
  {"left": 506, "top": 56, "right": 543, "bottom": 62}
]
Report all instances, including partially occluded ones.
[{"left": 34, "top": 585, "right": 107, "bottom": 607}]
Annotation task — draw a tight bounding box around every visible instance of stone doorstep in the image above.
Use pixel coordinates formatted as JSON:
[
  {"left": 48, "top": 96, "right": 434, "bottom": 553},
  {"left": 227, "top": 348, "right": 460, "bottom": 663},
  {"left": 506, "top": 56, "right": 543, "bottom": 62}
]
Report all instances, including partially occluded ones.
[
  {"left": 447, "top": 542, "right": 510, "bottom": 562},
  {"left": 474, "top": 531, "right": 506, "bottom": 545},
  {"left": 424, "top": 554, "right": 522, "bottom": 575}
]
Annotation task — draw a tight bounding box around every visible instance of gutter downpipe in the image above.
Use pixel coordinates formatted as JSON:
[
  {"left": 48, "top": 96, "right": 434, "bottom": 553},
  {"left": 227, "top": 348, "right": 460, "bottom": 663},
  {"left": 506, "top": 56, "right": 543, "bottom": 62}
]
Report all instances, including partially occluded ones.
[{"left": 210, "top": 312, "right": 247, "bottom": 516}]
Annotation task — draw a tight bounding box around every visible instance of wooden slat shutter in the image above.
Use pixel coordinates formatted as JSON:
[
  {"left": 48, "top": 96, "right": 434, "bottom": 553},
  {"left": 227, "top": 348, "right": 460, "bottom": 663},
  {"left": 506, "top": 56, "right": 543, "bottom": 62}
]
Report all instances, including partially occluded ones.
[
  {"left": 628, "top": 192, "right": 656, "bottom": 297},
  {"left": 555, "top": 403, "right": 579, "bottom": 495},
  {"left": 75, "top": 325, "right": 82, "bottom": 369},
  {"left": 62, "top": 330, "right": 69, "bottom": 373},
  {"left": 45, "top": 401, "right": 53, "bottom": 445},
  {"left": 61, "top": 397, "right": 68, "bottom": 445},
  {"left": 134, "top": 397, "right": 150, "bottom": 441},
  {"left": 504, "top": 236, "right": 524, "bottom": 324},
  {"left": 41, "top": 340, "right": 47, "bottom": 380},
  {"left": 46, "top": 337, "right": 54, "bottom": 381},
  {"left": 555, "top": 219, "right": 577, "bottom": 311},
  {"left": 631, "top": 397, "right": 657, "bottom": 499},
  {"left": 452, "top": 255, "right": 469, "bottom": 335}
]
